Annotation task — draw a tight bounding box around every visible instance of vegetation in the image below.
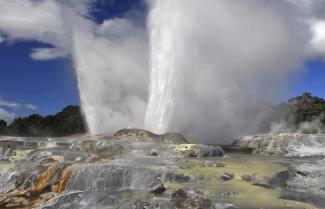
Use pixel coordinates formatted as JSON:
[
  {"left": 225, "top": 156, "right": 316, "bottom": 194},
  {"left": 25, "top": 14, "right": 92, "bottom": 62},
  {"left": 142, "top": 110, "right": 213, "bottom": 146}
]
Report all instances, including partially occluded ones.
[
  {"left": 0, "top": 105, "right": 87, "bottom": 137},
  {"left": 266, "top": 93, "right": 325, "bottom": 133},
  {"left": 0, "top": 93, "right": 324, "bottom": 137}
]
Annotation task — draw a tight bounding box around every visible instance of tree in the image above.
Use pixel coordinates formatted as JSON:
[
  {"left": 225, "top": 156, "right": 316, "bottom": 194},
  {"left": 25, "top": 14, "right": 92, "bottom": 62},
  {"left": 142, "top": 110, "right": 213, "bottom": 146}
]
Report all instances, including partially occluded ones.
[
  {"left": 6, "top": 105, "right": 87, "bottom": 137},
  {"left": 0, "top": 119, "right": 7, "bottom": 134}
]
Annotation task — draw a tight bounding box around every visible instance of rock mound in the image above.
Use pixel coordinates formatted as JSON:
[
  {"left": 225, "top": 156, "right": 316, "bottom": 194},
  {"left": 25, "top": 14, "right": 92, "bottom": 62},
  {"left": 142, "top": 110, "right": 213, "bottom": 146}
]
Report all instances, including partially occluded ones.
[{"left": 114, "top": 129, "right": 189, "bottom": 144}]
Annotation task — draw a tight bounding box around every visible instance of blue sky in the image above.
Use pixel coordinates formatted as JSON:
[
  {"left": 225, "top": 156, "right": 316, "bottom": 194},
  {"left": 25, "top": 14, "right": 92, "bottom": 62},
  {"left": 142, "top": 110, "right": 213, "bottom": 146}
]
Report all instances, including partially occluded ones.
[
  {"left": 0, "top": 42, "right": 79, "bottom": 116},
  {"left": 0, "top": 0, "right": 324, "bottom": 120},
  {"left": 293, "top": 61, "right": 325, "bottom": 99},
  {"left": 0, "top": 0, "right": 145, "bottom": 119}
]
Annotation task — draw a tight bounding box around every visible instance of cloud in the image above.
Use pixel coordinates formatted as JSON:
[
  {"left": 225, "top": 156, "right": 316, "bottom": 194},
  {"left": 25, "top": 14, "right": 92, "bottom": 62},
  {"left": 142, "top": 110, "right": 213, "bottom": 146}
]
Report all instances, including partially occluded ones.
[
  {"left": 30, "top": 47, "right": 68, "bottom": 60},
  {"left": 0, "top": 99, "right": 37, "bottom": 111},
  {"left": 0, "top": 98, "right": 37, "bottom": 123},
  {"left": 309, "top": 21, "right": 325, "bottom": 60},
  {"left": 0, "top": 108, "right": 15, "bottom": 123},
  {"left": 285, "top": 0, "right": 325, "bottom": 59},
  {"left": 0, "top": 35, "right": 4, "bottom": 44},
  {"left": 0, "top": 0, "right": 69, "bottom": 59}
]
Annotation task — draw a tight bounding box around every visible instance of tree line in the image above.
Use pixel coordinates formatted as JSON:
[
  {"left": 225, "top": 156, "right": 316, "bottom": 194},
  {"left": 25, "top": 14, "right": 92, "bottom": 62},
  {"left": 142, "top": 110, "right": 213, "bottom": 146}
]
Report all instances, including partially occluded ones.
[
  {"left": 0, "top": 93, "right": 324, "bottom": 137},
  {"left": 0, "top": 105, "right": 87, "bottom": 137}
]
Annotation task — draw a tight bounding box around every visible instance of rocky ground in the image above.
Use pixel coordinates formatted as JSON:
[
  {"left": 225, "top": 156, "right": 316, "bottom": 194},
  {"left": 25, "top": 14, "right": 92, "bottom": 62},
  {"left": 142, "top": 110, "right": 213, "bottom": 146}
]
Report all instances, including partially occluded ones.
[{"left": 0, "top": 130, "right": 324, "bottom": 209}]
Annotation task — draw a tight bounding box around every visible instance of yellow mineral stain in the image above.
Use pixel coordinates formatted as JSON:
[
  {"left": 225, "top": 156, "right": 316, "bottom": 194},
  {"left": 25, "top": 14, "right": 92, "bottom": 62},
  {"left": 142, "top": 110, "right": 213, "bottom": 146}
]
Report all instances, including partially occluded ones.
[
  {"left": 35, "top": 167, "right": 51, "bottom": 191},
  {"left": 56, "top": 169, "right": 73, "bottom": 193}
]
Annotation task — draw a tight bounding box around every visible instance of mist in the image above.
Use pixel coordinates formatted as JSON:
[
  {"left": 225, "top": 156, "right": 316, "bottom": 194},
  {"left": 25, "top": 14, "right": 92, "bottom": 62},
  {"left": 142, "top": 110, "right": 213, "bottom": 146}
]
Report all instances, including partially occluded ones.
[
  {"left": 67, "top": 10, "right": 149, "bottom": 134},
  {"left": 0, "top": 0, "right": 324, "bottom": 144},
  {"left": 145, "top": 0, "right": 308, "bottom": 143}
]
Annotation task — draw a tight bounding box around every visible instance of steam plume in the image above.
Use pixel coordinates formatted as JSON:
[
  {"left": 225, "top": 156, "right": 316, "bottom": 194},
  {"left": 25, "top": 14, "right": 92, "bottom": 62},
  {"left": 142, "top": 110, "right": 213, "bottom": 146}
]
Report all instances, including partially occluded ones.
[{"left": 0, "top": 0, "right": 325, "bottom": 143}]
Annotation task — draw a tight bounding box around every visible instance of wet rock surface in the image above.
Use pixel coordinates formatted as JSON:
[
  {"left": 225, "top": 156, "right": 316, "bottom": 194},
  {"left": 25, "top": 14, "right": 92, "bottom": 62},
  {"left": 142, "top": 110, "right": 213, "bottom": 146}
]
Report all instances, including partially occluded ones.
[
  {"left": 0, "top": 130, "right": 324, "bottom": 209},
  {"left": 233, "top": 133, "right": 325, "bottom": 156},
  {"left": 114, "top": 129, "right": 189, "bottom": 144}
]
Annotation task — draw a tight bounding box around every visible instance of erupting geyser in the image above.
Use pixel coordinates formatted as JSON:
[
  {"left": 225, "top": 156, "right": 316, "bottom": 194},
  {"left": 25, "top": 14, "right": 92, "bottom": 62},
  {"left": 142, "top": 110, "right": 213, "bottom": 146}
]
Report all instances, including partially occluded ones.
[
  {"left": 145, "top": 0, "right": 181, "bottom": 134},
  {"left": 0, "top": 0, "right": 322, "bottom": 143},
  {"left": 144, "top": 0, "right": 306, "bottom": 143}
]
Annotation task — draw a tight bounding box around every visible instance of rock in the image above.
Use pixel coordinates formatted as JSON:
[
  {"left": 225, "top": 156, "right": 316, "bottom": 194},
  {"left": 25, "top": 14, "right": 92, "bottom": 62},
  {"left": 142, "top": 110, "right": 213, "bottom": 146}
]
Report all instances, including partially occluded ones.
[
  {"left": 65, "top": 165, "right": 161, "bottom": 192},
  {"left": 220, "top": 173, "right": 234, "bottom": 181},
  {"left": 114, "top": 129, "right": 188, "bottom": 144},
  {"left": 75, "top": 140, "right": 123, "bottom": 158},
  {"left": 296, "top": 170, "right": 309, "bottom": 177},
  {"left": 1, "top": 134, "right": 324, "bottom": 209},
  {"left": 241, "top": 174, "right": 254, "bottom": 182},
  {"left": 150, "top": 183, "right": 166, "bottom": 194},
  {"left": 171, "top": 189, "right": 215, "bottom": 209},
  {"left": 165, "top": 173, "right": 191, "bottom": 183},
  {"left": 175, "top": 144, "right": 224, "bottom": 158},
  {"left": 214, "top": 163, "right": 226, "bottom": 168},
  {"left": 233, "top": 133, "right": 325, "bottom": 156},
  {"left": 160, "top": 132, "right": 189, "bottom": 144},
  {"left": 200, "top": 161, "right": 214, "bottom": 167},
  {"left": 268, "top": 170, "right": 292, "bottom": 188},
  {"left": 133, "top": 200, "right": 150, "bottom": 209},
  {"left": 149, "top": 149, "right": 158, "bottom": 156}
]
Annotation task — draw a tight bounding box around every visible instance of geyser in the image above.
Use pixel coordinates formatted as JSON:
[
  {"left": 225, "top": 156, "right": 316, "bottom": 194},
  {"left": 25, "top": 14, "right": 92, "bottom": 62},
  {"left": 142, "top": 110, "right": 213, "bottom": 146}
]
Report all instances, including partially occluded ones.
[
  {"left": 145, "top": 0, "right": 182, "bottom": 134},
  {"left": 1, "top": 0, "right": 324, "bottom": 143},
  {"left": 68, "top": 11, "right": 149, "bottom": 135},
  {"left": 145, "top": 0, "right": 306, "bottom": 143}
]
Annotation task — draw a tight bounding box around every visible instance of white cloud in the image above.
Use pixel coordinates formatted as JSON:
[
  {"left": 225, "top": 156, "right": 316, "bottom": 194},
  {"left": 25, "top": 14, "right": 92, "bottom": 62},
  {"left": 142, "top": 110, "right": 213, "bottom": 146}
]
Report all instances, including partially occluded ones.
[
  {"left": 0, "top": 0, "right": 69, "bottom": 59},
  {"left": 30, "top": 47, "right": 68, "bottom": 60},
  {"left": 0, "top": 35, "right": 4, "bottom": 44},
  {"left": 0, "top": 108, "right": 15, "bottom": 123},
  {"left": 309, "top": 20, "right": 325, "bottom": 59},
  {"left": 0, "top": 99, "right": 37, "bottom": 111},
  {"left": 285, "top": 0, "right": 325, "bottom": 59}
]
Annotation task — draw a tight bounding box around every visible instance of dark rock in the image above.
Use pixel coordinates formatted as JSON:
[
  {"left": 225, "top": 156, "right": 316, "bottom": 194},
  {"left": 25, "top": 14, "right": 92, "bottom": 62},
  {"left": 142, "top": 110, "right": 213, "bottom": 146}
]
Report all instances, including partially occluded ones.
[
  {"left": 165, "top": 173, "right": 191, "bottom": 183},
  {"left": 221, "top": 173, "right": 234, "bottom": 181},
  {"left": 150, "top": 183, "right": 166, "bottom": 194},
  {"left": 241, "top": 174, "right": 254, "bottom": 182},
  {"left": 171, "top": 189, "right": 214, "bottom": 209},
  {"left": 268, "top": 170, "right": 293, "bottom": 188}
]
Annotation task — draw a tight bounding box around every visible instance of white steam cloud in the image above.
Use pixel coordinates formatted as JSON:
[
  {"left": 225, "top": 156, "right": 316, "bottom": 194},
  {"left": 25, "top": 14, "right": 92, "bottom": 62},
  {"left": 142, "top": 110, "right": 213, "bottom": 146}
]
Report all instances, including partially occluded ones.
[
  {"left": 68, "top": 11, "right": 149, "bottom": 134},
  {"left": 146, "top": 0, "right": 309, "bottom": 143},
  {"left": 0, "top": 0, "right": 325, "bottom": 143}
]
